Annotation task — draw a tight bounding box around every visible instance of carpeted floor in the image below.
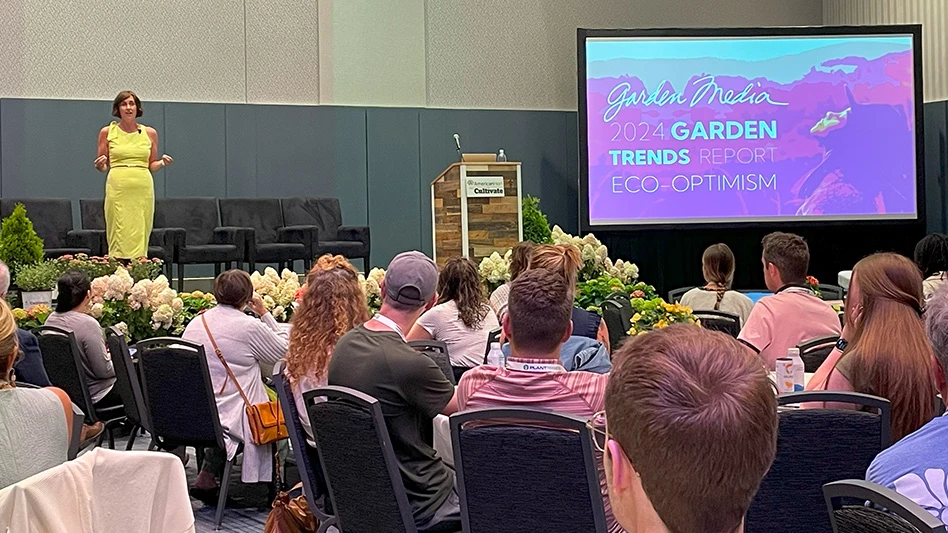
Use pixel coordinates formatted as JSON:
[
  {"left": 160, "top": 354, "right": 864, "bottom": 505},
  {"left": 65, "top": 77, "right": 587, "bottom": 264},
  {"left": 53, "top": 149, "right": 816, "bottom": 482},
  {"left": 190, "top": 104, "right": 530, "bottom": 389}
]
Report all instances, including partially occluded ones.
[{"left": 114, "top": 431, "right": 286, "bottom": 533}]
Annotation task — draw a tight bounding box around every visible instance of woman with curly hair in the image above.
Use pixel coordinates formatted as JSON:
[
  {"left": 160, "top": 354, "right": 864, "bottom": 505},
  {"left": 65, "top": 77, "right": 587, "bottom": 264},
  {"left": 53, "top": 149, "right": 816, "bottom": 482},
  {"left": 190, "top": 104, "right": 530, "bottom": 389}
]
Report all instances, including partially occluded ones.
[
  {"left": 285, "top": 254, "right": 369, "bottom": 442},
  {"left": 408, "top": 257, "right": 499, "bottom": 380}
]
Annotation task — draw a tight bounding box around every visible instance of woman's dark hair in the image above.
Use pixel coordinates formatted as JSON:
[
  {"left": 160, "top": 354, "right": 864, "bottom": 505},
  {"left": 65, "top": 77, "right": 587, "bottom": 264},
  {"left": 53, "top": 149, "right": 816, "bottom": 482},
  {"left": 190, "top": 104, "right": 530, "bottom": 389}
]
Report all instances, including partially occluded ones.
[
  {"left": 509, "top": 241, "right": 536, "bottom": 282},
  {"left": 112, "top": 90, "right": 143, "bottom": 118},
  {"left": 56, "top": 270, "right": 91, "bottom": 313},
  {"left": 914, "top": 233, "right": 948, "bottom": 278},
  {"left": 437, "top": 257, "right": 489, "bottom": 329},
  {"left": 214, "top": 270, "right": 254, "bottom": 308}
]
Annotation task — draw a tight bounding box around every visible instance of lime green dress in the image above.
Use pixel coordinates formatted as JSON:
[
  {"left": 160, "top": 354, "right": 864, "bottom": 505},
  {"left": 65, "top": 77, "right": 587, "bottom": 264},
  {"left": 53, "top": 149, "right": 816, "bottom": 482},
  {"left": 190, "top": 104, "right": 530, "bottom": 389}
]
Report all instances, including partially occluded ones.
[{"left": 105, "top": 121, "right": 154, "bottom": 258}]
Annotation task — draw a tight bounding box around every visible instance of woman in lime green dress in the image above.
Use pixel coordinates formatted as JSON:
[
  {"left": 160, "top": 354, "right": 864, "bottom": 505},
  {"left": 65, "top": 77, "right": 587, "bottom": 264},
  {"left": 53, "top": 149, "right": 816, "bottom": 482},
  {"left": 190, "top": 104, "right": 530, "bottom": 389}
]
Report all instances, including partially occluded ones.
[{"left": 94, "top": 91, "right": 172, "bottom": 259}]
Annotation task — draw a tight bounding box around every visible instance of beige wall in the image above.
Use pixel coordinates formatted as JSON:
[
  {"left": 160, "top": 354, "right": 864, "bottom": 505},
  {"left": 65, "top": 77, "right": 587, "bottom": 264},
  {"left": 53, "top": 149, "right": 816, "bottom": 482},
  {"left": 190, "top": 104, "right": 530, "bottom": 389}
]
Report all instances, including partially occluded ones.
[
  {"left": 11, "top": 0, "right": 900, "bottom": 110},
  {"left": 824, "top": 0, "right": 948, "bottom": 102}
]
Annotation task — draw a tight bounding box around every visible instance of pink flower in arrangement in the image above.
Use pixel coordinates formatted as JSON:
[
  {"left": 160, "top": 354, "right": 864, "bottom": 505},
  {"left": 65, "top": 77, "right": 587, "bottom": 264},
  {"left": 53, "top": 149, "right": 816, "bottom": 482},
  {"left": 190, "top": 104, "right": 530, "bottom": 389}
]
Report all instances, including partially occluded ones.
[
  {"left": 631, "top": 290, "right": 646, "bottom": 298},
  {"left": 294, "top": 286, "right": 306, "bottom": 302},
  {"left": 61, "top": 254, "right": 74, "bottom": 260},
  {"left": 806, "top": 275, "right": 819, "bottom": 285}
]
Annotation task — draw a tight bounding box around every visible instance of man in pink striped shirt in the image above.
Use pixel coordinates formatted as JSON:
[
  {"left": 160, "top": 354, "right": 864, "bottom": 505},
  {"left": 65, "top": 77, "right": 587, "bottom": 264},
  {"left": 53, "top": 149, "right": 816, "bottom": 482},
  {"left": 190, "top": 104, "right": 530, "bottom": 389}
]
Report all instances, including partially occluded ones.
[{"left": 456, "top": 268, "right": 621, "bottom": 532}]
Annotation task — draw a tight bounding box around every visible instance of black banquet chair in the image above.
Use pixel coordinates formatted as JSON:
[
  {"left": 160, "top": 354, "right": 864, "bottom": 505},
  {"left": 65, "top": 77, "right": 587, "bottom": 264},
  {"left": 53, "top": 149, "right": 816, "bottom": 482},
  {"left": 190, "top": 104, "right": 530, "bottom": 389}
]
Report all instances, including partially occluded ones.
[
  {"left": 136, "top": 337, "right": 240, "bottom": 529},
  {"left": 745, "top": 391, "right": 891, "bottom": 533},
  {"left": 34, "top": 325, "right": 125, "bottom": 448},
  {"left": 272, "top": 362, "right": 336, "bottom": 533},
  {"left": 601, "top": 291, "right": 634, "bottom": 352},
  {"left": 797, "top": 335, "right": 841, "bottom": 373},
  {"left": 451, "top": 407, "right": 607, "bottom": 533},
  {"left": 824, "top": 479, "right": 947, "bottom": 533},
  {"left": 694, "top": 310, "right": 741, "bottom": 338},
  {"left": 1, "top": 199, "right": 101, "bottom": 258},
  {"left": 667, "top": 286, "right": 695, "bottom": 303},
  {"left": 104, "top": 326, "right": 151, "bottom": 449},
  {"left": 408, "top": 340, "right": 457, "bottom": 385},
  {"left": 482, "top": 328, "right": 502, "bottom": 364},
  {"left": 281, "top": 197, "right": 371, "bottom": 270},
  {"left": 304, "top": 385, "right": 436, "bottom": 533}
]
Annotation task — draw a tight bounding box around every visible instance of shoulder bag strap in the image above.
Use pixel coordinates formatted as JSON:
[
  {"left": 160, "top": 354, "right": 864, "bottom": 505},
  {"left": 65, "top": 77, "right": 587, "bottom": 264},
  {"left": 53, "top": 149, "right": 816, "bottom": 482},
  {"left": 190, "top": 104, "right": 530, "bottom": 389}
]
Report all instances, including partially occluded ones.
[{"left": 201, "top": 314, "right": 253, "bottom": 409}]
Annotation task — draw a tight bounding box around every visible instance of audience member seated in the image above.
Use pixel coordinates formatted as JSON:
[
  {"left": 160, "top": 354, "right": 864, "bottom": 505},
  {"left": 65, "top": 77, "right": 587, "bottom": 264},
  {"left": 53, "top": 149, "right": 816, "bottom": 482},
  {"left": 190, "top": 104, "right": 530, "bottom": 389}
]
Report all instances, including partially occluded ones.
[
  {"left": 285, "top": 254, "right": 368, "bottom": 444},
  {"left": 0, "top": 300, "right": 73, "bottom": 489},
  {"left": 529, "top": 244, "right": 611, "bottom": 350},
  {"left": 680, "top": 243, "right": 754, "bottom": 326},
  {"left": 45, "top": 270, "right": 120, "bottom": 407},
  {"left": 489, "top": 240, "right": 535, "bottom": 321},
  {"left": 738, "top": 232, "right": 840, "bottom": 369},
  {"left": 0, "top": 262, "right": 50, "bottom": 387},
  {"left": 182, "top": 270, "right": 289, "bottom": 502},
  {"left": 456, "top": 269, "right": 622, "bottom": 532},
  {"left": 328, "top": 251, "right": 460, "bottom": 533},
  {"left": 603, "top": 325, "right": 778, "bottom": 533},
  {"left": 914, "top": 233, "right": 948, "bottom": 302},
  {"left": 807, "top": 253, "right": 935, "bottom": 443},
  {"left": 409, "top": 257, "right": 500, "bottom": 380},
  {"left": 866, "top": 285, "right": 948, "bottom": 520}
]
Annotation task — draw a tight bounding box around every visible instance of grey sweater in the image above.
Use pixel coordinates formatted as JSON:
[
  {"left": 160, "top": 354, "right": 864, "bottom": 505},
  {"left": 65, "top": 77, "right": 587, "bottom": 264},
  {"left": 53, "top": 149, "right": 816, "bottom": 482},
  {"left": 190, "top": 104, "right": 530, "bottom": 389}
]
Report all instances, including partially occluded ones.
[{"left": 45, "top": 310, "right": 116, "bottom": 403}]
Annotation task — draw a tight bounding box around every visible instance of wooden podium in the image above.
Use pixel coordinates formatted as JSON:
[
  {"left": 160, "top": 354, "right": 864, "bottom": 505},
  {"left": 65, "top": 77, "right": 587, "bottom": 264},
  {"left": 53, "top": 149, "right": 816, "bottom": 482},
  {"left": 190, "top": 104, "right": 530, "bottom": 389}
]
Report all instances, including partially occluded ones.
[{"left": 431, "top": 161, "right": 522, "bottom": 267}]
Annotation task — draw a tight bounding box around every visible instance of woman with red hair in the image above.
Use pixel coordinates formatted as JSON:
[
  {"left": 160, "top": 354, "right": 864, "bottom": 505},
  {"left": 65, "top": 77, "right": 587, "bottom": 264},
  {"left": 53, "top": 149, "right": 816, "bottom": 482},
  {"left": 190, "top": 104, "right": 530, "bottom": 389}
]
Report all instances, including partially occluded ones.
[
  {"left": 285, "top": 255, "right": 370, "bottom": 443},
  {"left": 807, "top": 253, "right": 935, "bottom": 443}
]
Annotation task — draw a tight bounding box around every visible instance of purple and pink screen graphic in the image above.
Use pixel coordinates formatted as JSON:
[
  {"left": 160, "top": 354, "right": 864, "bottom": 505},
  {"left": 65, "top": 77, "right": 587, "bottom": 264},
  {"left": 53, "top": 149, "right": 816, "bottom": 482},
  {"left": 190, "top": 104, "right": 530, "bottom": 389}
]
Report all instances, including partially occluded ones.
[{"left": 585, "top": 35, "right": 918, "bottom": 225}]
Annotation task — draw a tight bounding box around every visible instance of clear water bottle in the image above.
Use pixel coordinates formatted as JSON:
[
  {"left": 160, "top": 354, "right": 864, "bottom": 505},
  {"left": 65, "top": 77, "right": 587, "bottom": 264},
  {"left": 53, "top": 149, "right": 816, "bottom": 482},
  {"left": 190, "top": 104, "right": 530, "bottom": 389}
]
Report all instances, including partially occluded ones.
[
  {"left": 486, "top": 342, "right": 504, "bottom": 367},
  {"left": 788, "top": 347, "right": 805, "bottom": 392},
  {"left": 496, "top": 149, "right": 507, "bottom": 162},
  {"left": 775, "top": 357, "right": 794, "bottom": 394}
]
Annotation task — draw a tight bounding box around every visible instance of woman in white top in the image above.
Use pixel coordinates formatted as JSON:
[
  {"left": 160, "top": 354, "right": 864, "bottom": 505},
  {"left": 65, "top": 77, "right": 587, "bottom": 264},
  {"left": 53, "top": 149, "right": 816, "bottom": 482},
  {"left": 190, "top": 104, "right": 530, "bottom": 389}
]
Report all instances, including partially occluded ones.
[
  {"left": 914, "top": 233, "right": 948, "bottom": 302},
  {"left": 680, "top": 243, "right": 754, "bottom": 326},
  {"left": 285, "top": 255, "right": 369, "bottom": 444},
  {"left": 0, "top": 300, "right": 72, "bottom": 489},
  {"left": 489, "top": 241, "right": 535, "bottom": 322},
  {"left": 409, "top": 257, "right": 500, "bottom": 380},
  {"left": 182, "top": 270, "right": 288, "bottom": 499}
]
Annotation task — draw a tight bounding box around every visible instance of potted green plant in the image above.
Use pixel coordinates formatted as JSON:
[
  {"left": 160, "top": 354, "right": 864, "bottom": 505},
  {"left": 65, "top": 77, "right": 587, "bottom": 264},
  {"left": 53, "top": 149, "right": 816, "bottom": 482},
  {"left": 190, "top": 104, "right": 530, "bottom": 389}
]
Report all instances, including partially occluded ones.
[
  {"left": 0, "top": 203, "right": 45, "bottom": 278},
  {"left": 15, "top": 262, "right": 59, "bottom": 308}
]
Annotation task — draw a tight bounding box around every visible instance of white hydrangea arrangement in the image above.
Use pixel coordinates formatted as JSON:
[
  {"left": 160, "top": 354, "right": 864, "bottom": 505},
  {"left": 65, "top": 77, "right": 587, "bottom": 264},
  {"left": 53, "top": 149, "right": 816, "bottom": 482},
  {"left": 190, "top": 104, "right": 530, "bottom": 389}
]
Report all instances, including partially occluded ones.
[
  {"left": 477, "top": 250, "right": 512, "bottom": 293},
  {"left": 88, "top": 267, "right": 188, "bottom": 338},
  {"left": 358, "top": 267, "right": 386, "bottom": 314},
  {"left": 250, "top": 267, "right": 301, "bottom": 322}
]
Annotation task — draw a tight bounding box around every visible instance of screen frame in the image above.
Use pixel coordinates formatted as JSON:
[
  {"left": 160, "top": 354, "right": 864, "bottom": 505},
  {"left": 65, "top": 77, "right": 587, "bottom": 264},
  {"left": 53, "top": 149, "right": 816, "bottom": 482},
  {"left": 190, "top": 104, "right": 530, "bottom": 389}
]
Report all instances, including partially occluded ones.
[{"left": 576, "top": 25, "right": 926, "bottom": 233}]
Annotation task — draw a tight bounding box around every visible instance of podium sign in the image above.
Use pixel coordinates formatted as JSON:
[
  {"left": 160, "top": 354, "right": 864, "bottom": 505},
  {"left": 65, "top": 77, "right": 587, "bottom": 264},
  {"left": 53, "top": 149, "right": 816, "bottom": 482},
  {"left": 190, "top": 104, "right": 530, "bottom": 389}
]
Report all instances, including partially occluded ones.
[{"left": 431, "top": 162, "right": 522, "bottom": 267}]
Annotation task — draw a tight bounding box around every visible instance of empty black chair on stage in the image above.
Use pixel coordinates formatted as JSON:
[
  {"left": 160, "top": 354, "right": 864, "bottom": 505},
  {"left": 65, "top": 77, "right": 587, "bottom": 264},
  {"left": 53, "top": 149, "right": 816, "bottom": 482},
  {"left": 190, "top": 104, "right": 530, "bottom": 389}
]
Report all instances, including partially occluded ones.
[
  {"left": 79, "top": 198, "right": 177, "bottom": 271},
  {"left": 281, "top": 197, "right": 371, "bottom": 270},
  {"left": 152, "top": 197, "right": 246, "bottom": 291},
  {"left": 817, "top": 284, "right": 845, "bottom": 301},
  {"left": 219, "top": 198, "right": 310, "bottom": 272},
  {"left": 1, "top": 199, "right": 101, "bottom": 258}
]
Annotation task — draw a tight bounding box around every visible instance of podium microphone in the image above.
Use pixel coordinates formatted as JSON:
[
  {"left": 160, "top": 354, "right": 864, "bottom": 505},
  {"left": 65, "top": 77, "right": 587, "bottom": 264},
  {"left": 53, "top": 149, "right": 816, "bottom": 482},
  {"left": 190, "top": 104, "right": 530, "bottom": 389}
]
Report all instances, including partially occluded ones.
[{"left": 453, "top": 133, "right": 462, "bottom": 162}]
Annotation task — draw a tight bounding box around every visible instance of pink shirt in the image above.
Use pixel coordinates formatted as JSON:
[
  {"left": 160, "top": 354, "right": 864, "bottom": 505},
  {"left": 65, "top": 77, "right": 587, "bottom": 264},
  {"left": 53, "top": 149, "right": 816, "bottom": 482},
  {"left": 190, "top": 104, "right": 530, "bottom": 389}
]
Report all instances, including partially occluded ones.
[
  {"left": 457, "top": 358, "right": 625, "bottom": 533},
  {"left": 738, "top": 287, "right": 841, "bottom": 370}
]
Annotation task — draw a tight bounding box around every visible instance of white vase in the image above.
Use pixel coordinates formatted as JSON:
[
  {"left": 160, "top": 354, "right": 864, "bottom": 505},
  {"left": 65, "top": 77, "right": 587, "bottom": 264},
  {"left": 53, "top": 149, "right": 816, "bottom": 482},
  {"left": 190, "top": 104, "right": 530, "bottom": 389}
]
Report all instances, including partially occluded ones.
[{"left": 21, "top": 290, "right": 53, "bottom": 309}]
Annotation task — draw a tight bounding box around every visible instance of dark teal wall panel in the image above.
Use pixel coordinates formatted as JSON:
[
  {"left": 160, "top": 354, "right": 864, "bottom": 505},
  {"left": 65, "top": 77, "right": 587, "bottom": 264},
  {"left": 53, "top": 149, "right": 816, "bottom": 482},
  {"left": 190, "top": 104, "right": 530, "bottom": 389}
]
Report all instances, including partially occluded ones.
[
  {"left": 164, "top": 103, "right": 227, "bottom": 197},
  {"left": 366, "top": 107, "right": 422, "bottom": 267}
]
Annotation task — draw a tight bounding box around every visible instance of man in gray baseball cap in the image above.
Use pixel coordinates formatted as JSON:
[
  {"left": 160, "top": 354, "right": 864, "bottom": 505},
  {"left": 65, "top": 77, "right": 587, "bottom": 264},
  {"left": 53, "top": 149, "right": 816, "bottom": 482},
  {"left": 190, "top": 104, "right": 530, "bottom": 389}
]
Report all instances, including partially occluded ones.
[{"left": 329, "top": 251, "right": 461, "bottom": 531}]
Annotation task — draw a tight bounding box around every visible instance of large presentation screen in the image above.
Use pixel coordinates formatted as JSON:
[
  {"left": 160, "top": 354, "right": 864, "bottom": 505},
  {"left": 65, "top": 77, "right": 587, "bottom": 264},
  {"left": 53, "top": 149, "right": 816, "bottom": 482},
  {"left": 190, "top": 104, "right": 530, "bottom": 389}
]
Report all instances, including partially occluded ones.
[{"left": 579, "top": 27, "right": 923, "bottom": 229}]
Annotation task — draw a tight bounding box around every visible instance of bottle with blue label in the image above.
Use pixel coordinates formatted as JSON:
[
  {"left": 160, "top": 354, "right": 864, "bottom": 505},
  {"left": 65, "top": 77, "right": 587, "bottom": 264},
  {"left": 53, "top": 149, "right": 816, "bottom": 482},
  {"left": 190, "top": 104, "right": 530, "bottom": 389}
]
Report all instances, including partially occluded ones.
[{"left": 496, "top": 149, "right": 507, "bottom": 162}]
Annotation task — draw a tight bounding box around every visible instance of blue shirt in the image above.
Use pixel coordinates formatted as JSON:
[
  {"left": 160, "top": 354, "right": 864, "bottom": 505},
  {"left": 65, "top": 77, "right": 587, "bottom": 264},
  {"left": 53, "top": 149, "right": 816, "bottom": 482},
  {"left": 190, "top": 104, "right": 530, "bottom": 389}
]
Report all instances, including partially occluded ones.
[{"left": 866, "top": 414, "right": 948, "bottom": 523}]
